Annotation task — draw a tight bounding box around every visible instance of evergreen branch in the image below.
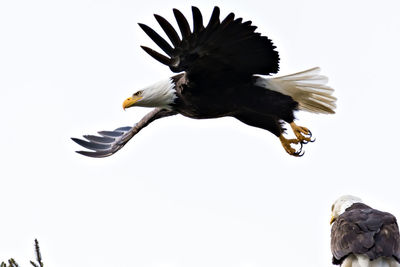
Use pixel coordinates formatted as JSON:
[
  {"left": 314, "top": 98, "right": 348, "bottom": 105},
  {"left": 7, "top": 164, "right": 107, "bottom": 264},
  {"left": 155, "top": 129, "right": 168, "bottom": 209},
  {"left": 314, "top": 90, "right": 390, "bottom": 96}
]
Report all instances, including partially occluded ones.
[{"left": 1, "top": 240, "right": 44, "bottom": 267}]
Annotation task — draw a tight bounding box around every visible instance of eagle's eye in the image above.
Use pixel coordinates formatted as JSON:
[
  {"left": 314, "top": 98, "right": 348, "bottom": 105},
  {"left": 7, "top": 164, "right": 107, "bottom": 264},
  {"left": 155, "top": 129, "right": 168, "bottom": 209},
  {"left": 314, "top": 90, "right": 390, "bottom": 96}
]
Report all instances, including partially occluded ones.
[{"left": 134, "top": 91, "right": 142, "bottom": 97}]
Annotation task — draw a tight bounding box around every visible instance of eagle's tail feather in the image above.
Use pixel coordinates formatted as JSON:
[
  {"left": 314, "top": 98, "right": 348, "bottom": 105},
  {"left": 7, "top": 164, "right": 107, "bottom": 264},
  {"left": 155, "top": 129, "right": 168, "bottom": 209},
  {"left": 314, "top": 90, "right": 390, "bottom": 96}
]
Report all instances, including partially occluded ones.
[{"left": 255, "top": 67, "right": 336, "bottom": 114}]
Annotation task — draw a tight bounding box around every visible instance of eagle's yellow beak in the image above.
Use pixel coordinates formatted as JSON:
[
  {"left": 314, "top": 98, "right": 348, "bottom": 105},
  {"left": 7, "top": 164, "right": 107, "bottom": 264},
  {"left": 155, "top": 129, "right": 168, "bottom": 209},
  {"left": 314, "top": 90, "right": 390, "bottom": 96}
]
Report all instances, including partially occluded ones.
[
  {"left": 123, "top": 96, "right": 142, "bottom": 110},
  {"left": 330, "top": 215, "right": 336, "bottom": 224}
]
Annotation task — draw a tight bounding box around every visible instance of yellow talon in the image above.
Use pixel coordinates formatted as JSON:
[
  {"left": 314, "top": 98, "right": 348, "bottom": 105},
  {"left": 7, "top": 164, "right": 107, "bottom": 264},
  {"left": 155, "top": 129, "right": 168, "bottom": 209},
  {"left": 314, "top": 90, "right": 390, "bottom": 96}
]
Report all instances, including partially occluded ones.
[
  {"left": 290, "top": 122, "right": 313, "bottom": 143},
  {"left": 279, "top": 135, "right": 303, "bottom": 157}
]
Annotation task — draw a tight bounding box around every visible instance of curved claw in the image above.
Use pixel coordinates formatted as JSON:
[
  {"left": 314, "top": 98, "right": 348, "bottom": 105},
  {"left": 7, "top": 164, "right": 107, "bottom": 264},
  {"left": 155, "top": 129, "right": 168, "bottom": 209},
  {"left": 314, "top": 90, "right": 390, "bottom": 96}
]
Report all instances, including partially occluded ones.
[
  {"left": 309, "top": 137, "right": 316, "bottom": 143},
  {"left": 296, "top": 150, "right": 305, "bottom": 157},
  {"left": 292, "top": 148, "right": 303, "bottom": 157},
  {"left": 293, "top": 142, "right": 304, "bottom": 157}
]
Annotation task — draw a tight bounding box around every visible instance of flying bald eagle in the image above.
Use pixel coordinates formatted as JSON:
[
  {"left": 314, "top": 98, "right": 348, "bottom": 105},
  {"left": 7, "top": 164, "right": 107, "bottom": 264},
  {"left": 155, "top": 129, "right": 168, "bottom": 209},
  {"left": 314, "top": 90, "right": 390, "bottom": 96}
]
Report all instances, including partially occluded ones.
[
  {"left": 330, "top": 195, "right": 400, "bottom": 267},
  {"left": 72, "top": 6, "right": 336, "bottom": 157}
]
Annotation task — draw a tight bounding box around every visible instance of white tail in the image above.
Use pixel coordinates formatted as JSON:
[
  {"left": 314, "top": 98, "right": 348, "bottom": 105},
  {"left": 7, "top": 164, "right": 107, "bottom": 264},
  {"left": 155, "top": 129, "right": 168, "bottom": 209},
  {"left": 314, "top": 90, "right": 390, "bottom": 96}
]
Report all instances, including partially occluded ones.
[
  {"left": 342, "top": 254, "right": 400, "bottom": 267},
  {"left": 254, "top": 67, "right": 336, "bottom": 114}
]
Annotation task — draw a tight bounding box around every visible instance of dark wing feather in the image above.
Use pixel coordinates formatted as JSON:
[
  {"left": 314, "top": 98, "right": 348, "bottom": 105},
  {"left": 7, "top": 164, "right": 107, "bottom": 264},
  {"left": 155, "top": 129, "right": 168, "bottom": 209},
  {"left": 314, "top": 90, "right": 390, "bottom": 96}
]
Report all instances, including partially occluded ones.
[
  {"left": 154, "top": 14, "right": 181, "bottom": 47},
  {"left": 206, "top": 6, "right": 220, "bottom": 28},
  {"left": 191, "top": 6, "right": 204, "bottom": 34},
  {"left": 138, "top": 23, "right": 174, "bottom": 56},
  {"left": 173, "top": 8, "right": 191, "bottom": 39},
  {"left": 141, "top": 46, "right": 171, "bottom": 66},
  {"left": 220, "top": 12, "right": 235, "bottom": 27},
  {"left": 139, "top": 6, "right": 279, "bottom": 82},
  {"left": 331, "top": 203, "right": 400, "bottom": 265}
]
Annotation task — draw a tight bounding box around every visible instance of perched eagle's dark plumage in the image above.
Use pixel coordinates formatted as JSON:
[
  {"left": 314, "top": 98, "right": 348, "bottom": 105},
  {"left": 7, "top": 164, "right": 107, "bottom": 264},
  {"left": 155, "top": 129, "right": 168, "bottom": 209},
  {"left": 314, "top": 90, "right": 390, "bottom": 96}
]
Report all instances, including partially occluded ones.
[
  {"left": 331, "top": 195, "right": 400, "bottom": 267},
  {"left": 72, "top": 6, "right": 336, "bottom": 157}
]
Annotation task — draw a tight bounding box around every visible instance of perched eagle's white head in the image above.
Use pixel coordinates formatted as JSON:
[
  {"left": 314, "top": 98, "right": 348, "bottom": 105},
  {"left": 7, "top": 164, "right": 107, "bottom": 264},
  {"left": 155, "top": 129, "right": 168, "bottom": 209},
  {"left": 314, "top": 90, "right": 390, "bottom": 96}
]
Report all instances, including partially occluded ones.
[
  {"left": 123, "top": 78, "right": 177, "bottom": 110},
  {"left": 330, "top": 195, "right": 363, "bottom": 224}
]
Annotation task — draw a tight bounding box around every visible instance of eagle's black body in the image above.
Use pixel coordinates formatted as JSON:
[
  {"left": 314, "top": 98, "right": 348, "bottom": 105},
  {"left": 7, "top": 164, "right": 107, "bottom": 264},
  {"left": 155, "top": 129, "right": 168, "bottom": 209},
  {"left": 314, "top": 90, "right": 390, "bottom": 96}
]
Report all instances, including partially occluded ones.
[
  {"left": 331, "top": 203, "right": 400, "bottom": 265},
  {"left": 170, "top": 73, "right": 297, "bottom": 135}
]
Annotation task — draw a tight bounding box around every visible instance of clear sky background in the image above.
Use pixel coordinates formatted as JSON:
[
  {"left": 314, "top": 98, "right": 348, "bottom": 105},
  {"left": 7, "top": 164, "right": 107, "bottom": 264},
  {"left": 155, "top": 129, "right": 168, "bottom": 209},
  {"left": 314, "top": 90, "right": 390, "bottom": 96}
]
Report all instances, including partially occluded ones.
[{"left": 1, "top": 0, "right": 400, "bottom": 267}]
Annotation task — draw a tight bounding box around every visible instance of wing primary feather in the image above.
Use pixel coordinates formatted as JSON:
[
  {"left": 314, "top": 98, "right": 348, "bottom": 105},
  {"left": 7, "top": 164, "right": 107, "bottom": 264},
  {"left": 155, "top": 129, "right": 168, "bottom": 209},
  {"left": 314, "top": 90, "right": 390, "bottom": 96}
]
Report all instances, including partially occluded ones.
[
  {"left": 173, "top": 8, "right": 191, "bottom": 39},
  {"left": 114, "top": 126, "right": 132, "bottom": 131},
  {"left": 235, "top": 18, "right": 243, "bottom": 24},
  {"left": 76, "top": 150, "right": 112, "bottom": 158},
  {"left": 71, "top": 138, "right": 111, "bottom": 150},
  {"left": 192, "top": 6, "right": 204, "bottom": 33},
  {"left": 83, "top": 135, "right": 115, "bottom": 144},
  {"left": 243, "top": 20, "right": 252, "bottom": 26},
  {"left": 98, "top": 130, "right": 124, "bottom": 137},
  {"left": 206, "top": 6, "right": 220, "bottom": 28},
  {"left": 221, "top": 12, "right": 235, "bottom": 27},
  {"left": 140, "top": 46, "right": 171, "bottom": 66},
  {"left": 138, "top": 23, "right": 174, "bottom": 56},
  {"left": 154, "top": 14, "right": 181, "bottom": 47}
]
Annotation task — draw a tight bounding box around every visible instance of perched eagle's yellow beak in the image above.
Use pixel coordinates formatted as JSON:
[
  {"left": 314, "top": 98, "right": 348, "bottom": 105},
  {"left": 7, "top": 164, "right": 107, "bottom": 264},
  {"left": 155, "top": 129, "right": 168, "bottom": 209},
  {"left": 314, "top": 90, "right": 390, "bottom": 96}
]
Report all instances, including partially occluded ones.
[
  {"left": 330, "top": 215, "right": 336, "bottom": 224},
  {"left": 123, "top": 96, "right": 142, "bottom": 110}
]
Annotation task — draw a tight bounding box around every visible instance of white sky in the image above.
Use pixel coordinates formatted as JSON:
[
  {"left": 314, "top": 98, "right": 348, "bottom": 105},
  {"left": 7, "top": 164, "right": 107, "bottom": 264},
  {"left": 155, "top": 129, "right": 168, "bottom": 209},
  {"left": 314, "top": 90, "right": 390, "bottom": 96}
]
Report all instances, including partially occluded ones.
[{"left": 1, "top": 0, "right": 400, "bottom": 266}]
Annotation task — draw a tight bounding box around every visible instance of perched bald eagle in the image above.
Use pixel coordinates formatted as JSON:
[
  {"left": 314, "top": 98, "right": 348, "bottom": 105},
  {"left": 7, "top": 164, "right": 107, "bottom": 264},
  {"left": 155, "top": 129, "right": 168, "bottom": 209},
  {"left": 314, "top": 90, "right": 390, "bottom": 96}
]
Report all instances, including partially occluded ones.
[
  {"left": 330, "top": 195, "right": 400, "bottom": 267},
  {"left": 72, "top": 6, "right": 336, "bottom": 157}
]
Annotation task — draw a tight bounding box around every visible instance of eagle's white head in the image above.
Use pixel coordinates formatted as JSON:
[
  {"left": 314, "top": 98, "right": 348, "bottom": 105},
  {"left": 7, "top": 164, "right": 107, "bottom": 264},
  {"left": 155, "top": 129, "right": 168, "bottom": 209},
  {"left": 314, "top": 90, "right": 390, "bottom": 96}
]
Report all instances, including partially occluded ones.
[
  {"left": 123, "top": 78, "right": 177, "bottom": 110},
  {"left": 330, "top": 195, "right": 363, "bottom": 224}
]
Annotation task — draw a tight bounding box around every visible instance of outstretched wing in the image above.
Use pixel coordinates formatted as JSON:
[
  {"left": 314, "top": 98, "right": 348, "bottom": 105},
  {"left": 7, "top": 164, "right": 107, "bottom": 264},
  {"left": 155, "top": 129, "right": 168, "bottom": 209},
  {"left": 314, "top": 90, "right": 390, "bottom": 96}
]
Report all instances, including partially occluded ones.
[
  {"left": 140, "top": 6, "right": 279, "bottom": 82},
  {"left": 331, "top": 203, "right": 400, "bottom": 264},
  {"left": 72, "top": 126, "right": 134, "bottom": 158},
  {"left": 72, "top": 108, "right": 178, "bottom": 158}
]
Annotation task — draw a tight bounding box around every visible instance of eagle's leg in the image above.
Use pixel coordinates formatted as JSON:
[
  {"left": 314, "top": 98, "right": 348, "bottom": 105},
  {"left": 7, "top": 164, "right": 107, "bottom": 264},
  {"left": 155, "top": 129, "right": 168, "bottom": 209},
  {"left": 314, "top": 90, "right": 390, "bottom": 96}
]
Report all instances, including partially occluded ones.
[
  {"left": 279, "top": 135, "right": 304, "bottom": 157},
  {"left": 243, "top": 86, "right": 309, "bottom": 150},
  {"left": 234, "top": 112, "right": 303, "bottom": 157},
  {"left": 290, "top": 122, "right": 314, "bottom": 144}
]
